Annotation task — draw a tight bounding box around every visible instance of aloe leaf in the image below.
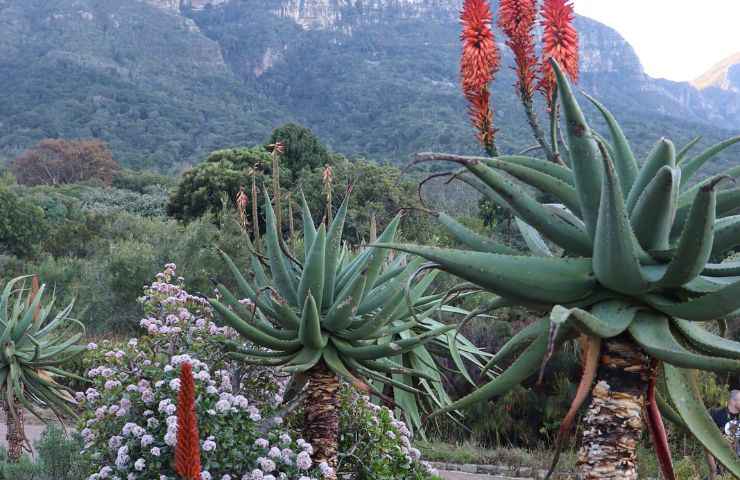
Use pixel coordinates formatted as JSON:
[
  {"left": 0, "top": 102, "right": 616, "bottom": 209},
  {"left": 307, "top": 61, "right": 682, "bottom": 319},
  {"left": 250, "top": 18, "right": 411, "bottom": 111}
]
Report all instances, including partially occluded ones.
[
  {"left": 676, "top": 136, "right": 702, "bottom": 164},
  {"left": 593, "top": 139, "right": 651, "bottom": 294},
  {"left": 658, "top": 178, "right": 718, "bottom": 287},
  {"left": 550, "top": 302, "right": 637, "bottom": 338},
  {"left": 712, "top": 215, "right": 740, "bottom": 257},
  {"left": 664, "top": 365, "right": 740, "bottom": 476},
  {"left": 515, "top": 218, "right": 553, "bottom": 257},
  {"left": 673, "top": 319, "right": 740, "bottom": 360},
  {"left": 481, "top": 156, "right": 574, "bottom": 185},
  {"left": 626, "top": 138, "right": 676, "bottom": 214},
  {"left": 551, "top": 60, "right": 603, "bottom": 239},
  {"left": 430, "top": 330, "right": 549, "bottom": 418},
  {"left": 376, "top": 243, "right": 596, "bottom": 305},
  {"left": 680, "top": 136, "right": 740, "bottom": 189},
  {"left": 437, "top": 212, "right": 518, "bottom": 254},
  {"left": 629, "top": 166, "right": 680, "bottom": 251},
  {"left": 629, "top": 312, "right": 740, "bottom": 373},
  {"left": 582, "top": 92, "right": 639, "bottom": 197}
]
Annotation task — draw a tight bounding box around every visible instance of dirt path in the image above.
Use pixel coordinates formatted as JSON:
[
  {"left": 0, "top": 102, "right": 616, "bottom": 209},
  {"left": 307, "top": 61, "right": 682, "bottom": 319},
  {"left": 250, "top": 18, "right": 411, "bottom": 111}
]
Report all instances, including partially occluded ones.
[{"left": 438, "top": 471, "right": 531, "bottom": 480}]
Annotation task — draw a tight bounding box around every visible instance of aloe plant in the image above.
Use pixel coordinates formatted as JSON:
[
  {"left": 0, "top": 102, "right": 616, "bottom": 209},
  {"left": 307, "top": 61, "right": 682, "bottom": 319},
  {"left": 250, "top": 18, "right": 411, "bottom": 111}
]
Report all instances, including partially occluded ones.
[
  {"left": 211, "top": 190, "right": 474, "bottom": 478},
  {"left": 0, "top": 276, "right": 85, "bottom": 462},
  {"left": 382, "top": 60, "right": 740, "bottom": 479}
]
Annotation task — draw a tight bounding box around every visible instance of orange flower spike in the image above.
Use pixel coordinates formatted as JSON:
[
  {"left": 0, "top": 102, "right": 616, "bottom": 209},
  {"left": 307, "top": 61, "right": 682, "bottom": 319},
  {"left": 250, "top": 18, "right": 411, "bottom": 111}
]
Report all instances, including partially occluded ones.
[
  {"left": 467, "top": 88, "right": 496, "bottom": 149},
  {"left": 460, "top": 0, "right": 500, "bottom": 97},
  {"left": 539, "top": 0, "right": 579, "bottom": 105},
  {"left": 499, "top": 0, "right": 538, "bottom": 99},
  {"left": 175, "top": 362, "right": 202, "bottom": 480}
]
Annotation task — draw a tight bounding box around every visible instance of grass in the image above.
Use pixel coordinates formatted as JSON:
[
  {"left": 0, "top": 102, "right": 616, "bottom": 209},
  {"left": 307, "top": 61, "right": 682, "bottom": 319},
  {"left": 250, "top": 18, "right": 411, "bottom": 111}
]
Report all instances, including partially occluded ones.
[{"left": 415, "top": 439, "right": 577, "bottom": 471}]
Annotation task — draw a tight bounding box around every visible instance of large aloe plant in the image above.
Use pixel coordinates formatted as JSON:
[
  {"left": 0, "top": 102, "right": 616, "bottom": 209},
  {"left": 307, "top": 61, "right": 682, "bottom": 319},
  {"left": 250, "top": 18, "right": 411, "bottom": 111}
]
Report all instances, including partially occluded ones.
[
  {"left": 382, "top": 60, "right": 740, "bottom": 479},
  {"left": 211, "top": 191, "right": 474, "bottom": 478},
  {"left": 0, "top": 276, "right": 85, "bottom": 462}
]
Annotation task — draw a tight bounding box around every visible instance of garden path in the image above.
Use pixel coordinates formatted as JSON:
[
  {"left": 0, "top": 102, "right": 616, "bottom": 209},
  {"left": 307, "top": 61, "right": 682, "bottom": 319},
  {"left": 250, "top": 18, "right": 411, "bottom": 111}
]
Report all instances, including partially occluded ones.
[
  {"left": 439, "top": 471, "right": 533, "bottom": 480},
  {"left": 0, "top": 409, "right": 64, "bottom": 455}
]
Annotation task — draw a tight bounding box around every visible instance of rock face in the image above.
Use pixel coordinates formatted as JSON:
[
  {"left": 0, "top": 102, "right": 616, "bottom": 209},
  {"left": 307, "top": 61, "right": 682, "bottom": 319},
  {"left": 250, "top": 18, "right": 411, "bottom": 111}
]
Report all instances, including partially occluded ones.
[
  {"left": 273, "top": 0, "right": 459, "bottom": 30},
  {"left": 693, "top": 52, "right": 740, "bottom": 93}
]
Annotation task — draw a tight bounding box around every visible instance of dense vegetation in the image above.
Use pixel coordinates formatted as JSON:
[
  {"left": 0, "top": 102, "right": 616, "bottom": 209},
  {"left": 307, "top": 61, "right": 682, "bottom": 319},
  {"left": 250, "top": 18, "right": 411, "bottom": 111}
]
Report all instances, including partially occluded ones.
[{"left": 0, "top": 0, "right": 737, "bottom": 173}]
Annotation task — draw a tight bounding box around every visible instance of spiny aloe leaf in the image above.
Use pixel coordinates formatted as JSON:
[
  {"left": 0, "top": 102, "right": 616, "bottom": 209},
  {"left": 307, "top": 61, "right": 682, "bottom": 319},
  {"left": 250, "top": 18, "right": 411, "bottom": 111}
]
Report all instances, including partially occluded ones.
[
  {"left": 582, "top": 92, "right": 639, "bottom": 197},
  {"left": 376, "top": 243, "right": 596, "bottom": 305},
  {"left": 552, "top": 59, "right": 603, "bottom": 239},
  {"left": 550, "top": 302, "right": 637, "bottom": 339},
  {"left": 674, "top": 319, "right": 740, "bottom": 360},
  {"left": 680, "top": 136, "right": 740, "bottom": 189},
  {"left": 630, "top": 166, "right": 680, "bottom": 251},
  {"left": 664, "top": 365, "right": 740, "bottom": 477},
  {"left": 626, "top": 138, "right": 676, "bottom": 214},
  {"left": 629, "top": 312, "right": 740, "bottom": 373}
]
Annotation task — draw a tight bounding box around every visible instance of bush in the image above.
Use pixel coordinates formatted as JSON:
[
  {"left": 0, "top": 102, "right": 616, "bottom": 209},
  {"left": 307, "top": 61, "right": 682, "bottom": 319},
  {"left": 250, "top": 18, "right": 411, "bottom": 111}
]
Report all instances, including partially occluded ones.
[
  {"left": 0, "top": 426, "right": 84, "bottom": 480},
  {"left": 0, "top": 187, "right": 48, "bottom": 257}
]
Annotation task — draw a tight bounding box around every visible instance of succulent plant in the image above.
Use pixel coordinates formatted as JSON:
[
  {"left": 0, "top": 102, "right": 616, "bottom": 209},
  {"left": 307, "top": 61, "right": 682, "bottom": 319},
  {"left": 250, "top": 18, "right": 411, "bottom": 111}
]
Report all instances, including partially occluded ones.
[
  {"left": 0, "top": 276, "right": 85, "bottom": 461},
  {"left": 383, "top": 60, "right": 740, "bottom": 479},
  {"left": 210, "top": 190, "right": 477, "bottom": 477}
]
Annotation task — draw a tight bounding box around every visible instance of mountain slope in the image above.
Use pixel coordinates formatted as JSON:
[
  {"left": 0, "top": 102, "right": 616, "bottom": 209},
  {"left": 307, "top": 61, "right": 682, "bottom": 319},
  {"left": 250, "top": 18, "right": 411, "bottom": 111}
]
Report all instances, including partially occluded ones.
[{"left": 0, "top": 0, "right": 737, "bottom": 173}]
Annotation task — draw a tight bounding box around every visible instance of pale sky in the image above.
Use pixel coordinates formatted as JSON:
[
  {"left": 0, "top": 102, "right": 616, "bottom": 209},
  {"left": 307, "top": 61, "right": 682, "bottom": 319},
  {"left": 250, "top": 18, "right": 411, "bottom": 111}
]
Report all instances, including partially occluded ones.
[{"left": 574, "top": 0, "right": 740, "bottom": 82}]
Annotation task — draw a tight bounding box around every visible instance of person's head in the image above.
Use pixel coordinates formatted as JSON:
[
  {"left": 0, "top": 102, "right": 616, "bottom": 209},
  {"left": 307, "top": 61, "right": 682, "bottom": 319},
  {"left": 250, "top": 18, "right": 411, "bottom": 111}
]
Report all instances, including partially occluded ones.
[{"left": 728, "top": 390, "right": 740, "bottom": 412}]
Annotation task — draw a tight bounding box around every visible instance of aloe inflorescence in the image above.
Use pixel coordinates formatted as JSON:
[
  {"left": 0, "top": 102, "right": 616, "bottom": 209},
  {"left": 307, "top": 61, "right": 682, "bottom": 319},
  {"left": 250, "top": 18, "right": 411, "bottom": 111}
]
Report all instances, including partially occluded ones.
[
  {"left": 210, "top": 189, "right": 483, "bottom": 475},
  {"left": 385, "top": 60, "right": 740, "bottom": 478}
]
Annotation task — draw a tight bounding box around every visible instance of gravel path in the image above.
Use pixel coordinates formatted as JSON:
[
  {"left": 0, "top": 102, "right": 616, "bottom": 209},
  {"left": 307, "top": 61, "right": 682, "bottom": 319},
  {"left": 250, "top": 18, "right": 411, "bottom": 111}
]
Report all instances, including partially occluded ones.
[{"left": 438, "top": 472, "right": 531, "bottom": 480}]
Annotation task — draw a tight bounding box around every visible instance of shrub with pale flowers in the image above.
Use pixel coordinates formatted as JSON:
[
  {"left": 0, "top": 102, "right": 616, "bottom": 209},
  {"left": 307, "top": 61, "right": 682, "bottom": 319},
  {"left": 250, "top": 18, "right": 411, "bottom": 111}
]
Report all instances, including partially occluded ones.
[
  {"left": 75, "top": 264, "right": 440, "bottom": 480},
  {"left": 76, "top": 264, "right": 323, "bottom": 479}
]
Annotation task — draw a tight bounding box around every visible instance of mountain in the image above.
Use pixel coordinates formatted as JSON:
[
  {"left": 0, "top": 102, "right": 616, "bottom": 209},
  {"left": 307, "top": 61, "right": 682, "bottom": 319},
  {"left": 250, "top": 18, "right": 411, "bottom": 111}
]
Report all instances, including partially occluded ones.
[
  {"left": 693, "top": 52, "right": 740, "bottom": 92},
  {"left": 0, "top": 0, "right": 737, "bottom": 173}
]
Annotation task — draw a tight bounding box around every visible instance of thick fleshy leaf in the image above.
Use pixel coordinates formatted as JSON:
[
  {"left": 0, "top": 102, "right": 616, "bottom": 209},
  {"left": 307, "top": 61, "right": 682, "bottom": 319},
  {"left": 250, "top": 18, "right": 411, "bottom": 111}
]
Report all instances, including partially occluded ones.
[
  {"left": 515, "top": 218, "right": 553, "bottom": 257},
  {"left": 593, "top": 140, "right": 651, "bottom": 294},
  {"left": 437, "top": 212, "right": 518, "bottom": 254},
  {"left": 680, "top": 136, "right": 740, "bottom": 189},
  {"left": 552, "top": 60, "right": 603, "bottom": 239},
  {"left": 626, "top": 138, "right": 676, "bottom": 214},
  {"left": 582, "top": 92, "right": 639, "bottom": 198},
  {"left": 376, "top": 244, "right": 596, "bottom": 305},
  {"left": 550, "top": 302, "right": 637, "bottom": 338},
  {"left": 673, "top": 319, "right": 740, "bottom": 360},
  {"left": 629, "top": 312, "right": 740, "bottom": 373},
  {"left": 664, "top": 365, "right": 740, "bottom": 476},
  {"left": 629, "top": 166, "right": 680, "bottom": 251}
]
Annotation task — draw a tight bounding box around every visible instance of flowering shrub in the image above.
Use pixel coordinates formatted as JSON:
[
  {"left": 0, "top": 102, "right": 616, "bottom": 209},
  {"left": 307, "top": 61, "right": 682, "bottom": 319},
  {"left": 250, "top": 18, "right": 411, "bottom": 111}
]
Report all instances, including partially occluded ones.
[
  {"left": 76, "top": 264, "right": 439, "bottom": 480},
  {"left": 76, "top": 264, "right": 321, "bottom": 479},
  {"left": 336, "top": 389, "right": 438, "bottom": 480}
]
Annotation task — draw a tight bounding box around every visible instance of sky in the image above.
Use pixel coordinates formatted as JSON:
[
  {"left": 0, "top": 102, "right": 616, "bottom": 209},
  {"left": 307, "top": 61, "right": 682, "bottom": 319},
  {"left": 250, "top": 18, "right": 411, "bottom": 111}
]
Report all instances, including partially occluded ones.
[{"left": 573, "top": 0, "right": 740, "bottom": 82}]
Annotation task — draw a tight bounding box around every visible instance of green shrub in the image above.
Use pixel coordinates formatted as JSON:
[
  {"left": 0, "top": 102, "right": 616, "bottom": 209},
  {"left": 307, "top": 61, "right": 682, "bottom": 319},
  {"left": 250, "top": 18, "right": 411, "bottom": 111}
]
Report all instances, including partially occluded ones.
[{"left": 0, "top": 187, "right": 48, "bottom": 257}]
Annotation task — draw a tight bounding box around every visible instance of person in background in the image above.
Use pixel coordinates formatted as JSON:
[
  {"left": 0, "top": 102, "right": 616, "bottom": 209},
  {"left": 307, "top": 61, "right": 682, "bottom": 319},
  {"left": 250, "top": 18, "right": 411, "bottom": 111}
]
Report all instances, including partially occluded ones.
[{"left": 706, "top": 390, "right": 740, "bottom": 479}]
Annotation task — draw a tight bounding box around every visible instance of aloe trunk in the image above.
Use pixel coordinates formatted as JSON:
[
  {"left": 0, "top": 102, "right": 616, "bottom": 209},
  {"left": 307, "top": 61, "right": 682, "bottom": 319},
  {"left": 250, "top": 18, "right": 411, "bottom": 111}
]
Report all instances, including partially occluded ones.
[
  {"left": 4, "top": 397, "right": 24, "bottom": 462},
  {"left": 304, "top": 362, "right": 340, "bottom": 479},
  {"left": 577, "top": 337, "right": 649, "bottom": 479}
]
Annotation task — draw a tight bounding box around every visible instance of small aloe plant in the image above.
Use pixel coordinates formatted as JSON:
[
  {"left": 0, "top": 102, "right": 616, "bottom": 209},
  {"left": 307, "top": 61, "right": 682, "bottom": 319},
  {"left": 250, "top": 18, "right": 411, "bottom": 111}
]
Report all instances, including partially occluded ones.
[
  {"left": 210, "top": 190, "right": 482, "bottom": 477},
  {"left": 387, "top": 60, "right": 740, "bottom": 479},
  {"left": 0, "top": 276, "right": 85, "bottom": 462}
]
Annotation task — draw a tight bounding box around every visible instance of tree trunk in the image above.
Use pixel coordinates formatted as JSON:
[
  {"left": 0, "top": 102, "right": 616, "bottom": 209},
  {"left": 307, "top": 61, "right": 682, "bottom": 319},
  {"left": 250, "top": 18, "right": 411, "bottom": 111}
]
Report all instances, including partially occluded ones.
[
  {"left": 304, "top": 361, "right": 340, "bottom": 479},
  {"left": 576, "top": 336, "right": 650, "bottom": 479},
  {"left": 4, "top": 397, "right": 25, "bottom": 463}
]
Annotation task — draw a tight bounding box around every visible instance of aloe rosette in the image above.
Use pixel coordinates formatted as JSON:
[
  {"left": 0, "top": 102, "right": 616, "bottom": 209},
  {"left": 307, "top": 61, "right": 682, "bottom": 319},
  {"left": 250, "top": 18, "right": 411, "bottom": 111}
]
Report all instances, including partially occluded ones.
[
  {"left": 383, "top": 60, "right": 740, "bottom": 479},
  {"left": 210, "top": 191, "right": 478, "bottom": 477},
  {"left": 0, "top": 276, "right": 85, "bottom": 461}
]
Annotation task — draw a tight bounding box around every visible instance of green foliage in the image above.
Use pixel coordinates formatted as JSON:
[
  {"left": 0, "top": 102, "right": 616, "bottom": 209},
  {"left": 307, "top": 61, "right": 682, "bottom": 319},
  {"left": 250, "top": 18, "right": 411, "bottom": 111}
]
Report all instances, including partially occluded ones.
[
  {"left": 112, "top": 169, "right": 175, "bottom": 193},
  {"left": 167, "top": 146, "right": 270, "bottom": 221},
  {"left": 0, "top": 276, "right": 85, "bottom": 422},
  {"left": 390, "top": 62, "right": 740, "bottom": 474},
  {"left": 0, "top": 187, "right": 48, "bottom": 257},
  {"left": 268, "top": 123, "right": 332, "bottom": 181}
]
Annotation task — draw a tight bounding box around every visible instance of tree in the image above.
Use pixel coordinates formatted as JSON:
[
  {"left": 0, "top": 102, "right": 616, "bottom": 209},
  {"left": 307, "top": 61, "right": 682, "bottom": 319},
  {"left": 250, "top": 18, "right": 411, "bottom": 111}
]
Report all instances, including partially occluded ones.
[
  {"left": 210, "top": 194, "right": 476, "bottom": 477},
  {"left": 267, "top": 123, "right": 331, "bottom": 181},
  {"left": 393, "top": 62, "right": 740, "bottom": 479},
  {"left": 11, "top": 139, "right": 120, "bottom": 186},
  {"left": 167, "top": 147, "right": 271, "bottom": 221}
]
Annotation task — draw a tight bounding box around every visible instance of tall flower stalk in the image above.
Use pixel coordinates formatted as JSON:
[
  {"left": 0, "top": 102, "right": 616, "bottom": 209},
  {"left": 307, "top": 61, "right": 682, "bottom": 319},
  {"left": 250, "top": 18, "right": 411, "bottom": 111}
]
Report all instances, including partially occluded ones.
[
  {"left": 175, "top": 362, "right": 201, "bottom": 480},
  {"left": 460, "top": 0, "right": 500, "bottom": 156},
  {"left": 499, "top": 0, "right": 556, "bottom": 162}
]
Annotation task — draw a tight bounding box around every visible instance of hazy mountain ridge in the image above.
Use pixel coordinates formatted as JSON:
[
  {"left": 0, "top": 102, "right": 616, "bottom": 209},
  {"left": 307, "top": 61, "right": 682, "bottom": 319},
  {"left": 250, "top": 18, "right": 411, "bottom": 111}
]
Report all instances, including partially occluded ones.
[{"left": 0, "top": 0, "right": 737, "bottom": 172}]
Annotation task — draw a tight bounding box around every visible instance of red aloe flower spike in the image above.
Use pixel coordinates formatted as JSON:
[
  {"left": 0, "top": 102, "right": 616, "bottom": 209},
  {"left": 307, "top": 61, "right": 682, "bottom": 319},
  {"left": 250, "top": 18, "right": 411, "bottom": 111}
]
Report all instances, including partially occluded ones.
[
  {"left": 498, "top": 0, "right": 538, "bottom": 100},
  {"left": 539, "top": 0, "right": 579, "bottom": 107},
  {"left": 460, "top": 0, "right": 500, "bottom": 154},
  {"left": 467, "top": 88, "right": 496, "bottom": 152},
  {"left": 175, "top": 362, "right": 202, "bottom": 480}
]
